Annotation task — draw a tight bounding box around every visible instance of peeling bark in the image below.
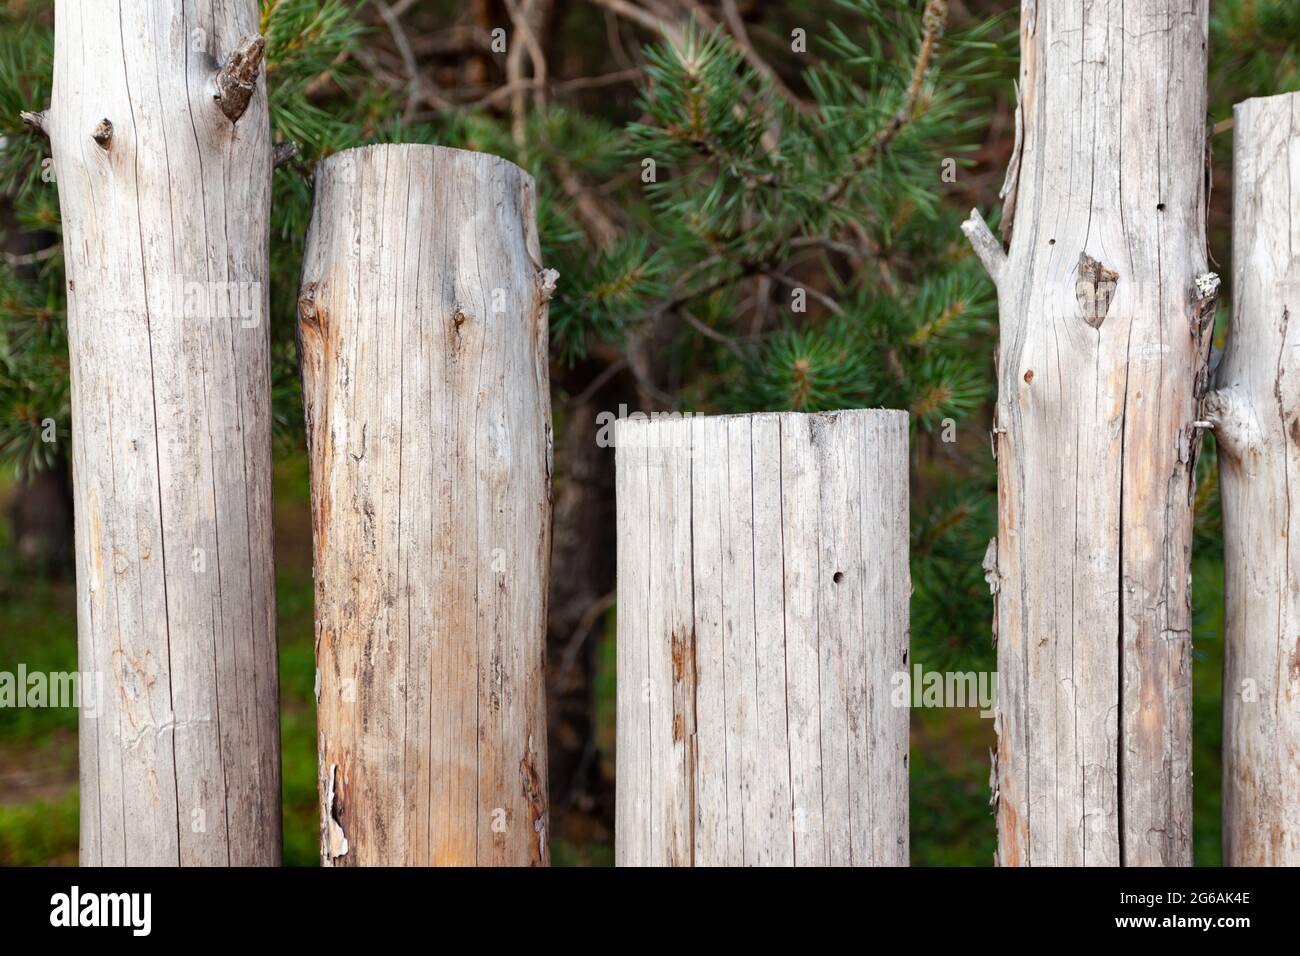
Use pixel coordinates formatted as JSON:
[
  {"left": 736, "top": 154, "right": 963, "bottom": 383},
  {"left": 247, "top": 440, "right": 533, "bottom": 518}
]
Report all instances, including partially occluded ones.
[
  {"left": 50, "top": 0, "right": 280, "bottom": 866},
  {"left": 965, "top": 0, "right": 1211, "bottom": 866},
  {"left": 614, "top": 411, "right": 909, "bottom": 866},
  {"left": 1213, "top": 92, "right": 1300, "bottom": 866},
  {"left": 300, "top": 144, "right": 553, "bottom": 866}
]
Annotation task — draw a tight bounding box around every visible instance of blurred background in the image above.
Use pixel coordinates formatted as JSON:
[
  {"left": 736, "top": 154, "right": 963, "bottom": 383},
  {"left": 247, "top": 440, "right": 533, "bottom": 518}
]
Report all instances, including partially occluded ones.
[{"left": 0, "top": 0, "right": 1297, "bottom": 866}]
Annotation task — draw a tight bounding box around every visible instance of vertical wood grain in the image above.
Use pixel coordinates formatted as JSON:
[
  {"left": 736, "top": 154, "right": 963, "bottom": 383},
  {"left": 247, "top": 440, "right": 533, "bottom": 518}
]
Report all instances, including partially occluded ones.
[
  {"left": 1208, "top": 92, "right": 1300, "bottom": 866},
  {"left": 299, "top": 144, "right": 554, "bottom": 866},
  {"left": 50, "top": 0, "right": 280, "bottom": 866},
  {"left": 965, "top": 0, "right": 1213, "bottom": 866},
  {"left": 615, "top": 410, "right": 909, "bottom": 866}
]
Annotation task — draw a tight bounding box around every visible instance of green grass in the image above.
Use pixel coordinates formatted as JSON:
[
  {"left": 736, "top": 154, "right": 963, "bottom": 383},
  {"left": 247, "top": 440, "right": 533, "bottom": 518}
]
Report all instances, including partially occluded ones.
[{"left": 0, "top": 790, "right": 78, "bottom": 866}]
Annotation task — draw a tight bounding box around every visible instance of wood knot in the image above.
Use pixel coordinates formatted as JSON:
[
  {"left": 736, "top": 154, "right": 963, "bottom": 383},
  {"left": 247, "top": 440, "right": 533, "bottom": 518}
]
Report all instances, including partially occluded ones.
[
  {"left": 1075, "top": 253, "right": 1118, "bottom": 329},
  {"left": 450, "top": 305, "right": 473, "bottom": 339},
  {"left": 1192, "top": 272, "right": 1220, "bottom": 336},
  {"left": 214, "top": 35, "right": 266, "bottom": 123},
  {"left": 91, "top": 118, "right": 113, "bottom": 149},
  {"left": 297, "top": 282, "right": 322, "bottom": 331},
  {"left": 536, "top": 268, "right": 560, "bottom": 303}
]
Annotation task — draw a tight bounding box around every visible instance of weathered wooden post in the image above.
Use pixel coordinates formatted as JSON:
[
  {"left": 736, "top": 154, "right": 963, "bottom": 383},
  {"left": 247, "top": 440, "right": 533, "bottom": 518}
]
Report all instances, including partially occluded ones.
[
  {"left": 299, "top": 144, "right": 555, "bottom": 866},
  {"left": 614, "top": 410, "right": 909, "bottom": 866},
  {"left": 963, "top": 0, "right": 1214, "bottom": 865},
  {"left": 1205, "top": 92, "right": 1300, "bottom": 866},
  {"left": 38, "top": 0, "right": 280, "bottom": 865}
]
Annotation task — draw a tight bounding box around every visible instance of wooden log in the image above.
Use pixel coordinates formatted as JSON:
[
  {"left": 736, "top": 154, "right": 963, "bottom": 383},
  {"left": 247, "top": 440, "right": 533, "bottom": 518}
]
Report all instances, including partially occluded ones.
[
  {"left": 1207, "top": 92, "right": 1300, "bottom": 866},
  {"left": 964, "top": 0, "right": 1214, "bottom": 866},
  {"left": 614, "top": 410, "right": 909, "bottom": 866},
  {"left": 46, "top": 0, "right": 279, "bottom": 865},
  {"left": 299, "top": 144, "right": 556, "bottom": 866}
]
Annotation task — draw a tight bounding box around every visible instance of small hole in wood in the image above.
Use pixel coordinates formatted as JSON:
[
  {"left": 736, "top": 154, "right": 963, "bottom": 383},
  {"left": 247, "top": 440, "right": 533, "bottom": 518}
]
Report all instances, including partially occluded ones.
[
  {"left": 1048, "top": 239, "right": 1056, "bottom": 245},
  {"left": 1157, "top": 203, "right": 1166, "bottom": 211},
  {"left": 833, "top": 571, "right": 844, "bottom": 584}
]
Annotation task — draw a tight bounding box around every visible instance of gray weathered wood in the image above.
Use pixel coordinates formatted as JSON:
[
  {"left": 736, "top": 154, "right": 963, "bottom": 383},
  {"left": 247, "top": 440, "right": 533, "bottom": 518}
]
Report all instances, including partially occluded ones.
[
  {"left": 299, "top": 144, "right": 555, "bottom": 866},
  {"left": 964, "top": 0, "right": 1213, "bottom": 866},
  {"left": 46, "top": 0, "right": 280, "bottom": 866},
  {"left": 1205, "top": 92, "right": 1300, "bottom": 866},
  {"left": 614, "top": 410, "right": 909, "bottom": 866}
]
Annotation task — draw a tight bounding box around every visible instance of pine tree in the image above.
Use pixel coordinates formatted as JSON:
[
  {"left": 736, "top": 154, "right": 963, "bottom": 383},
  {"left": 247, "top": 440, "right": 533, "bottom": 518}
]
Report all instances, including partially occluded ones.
[{"left": 0, "top": 0, "right": 1009, "bottom": 669}]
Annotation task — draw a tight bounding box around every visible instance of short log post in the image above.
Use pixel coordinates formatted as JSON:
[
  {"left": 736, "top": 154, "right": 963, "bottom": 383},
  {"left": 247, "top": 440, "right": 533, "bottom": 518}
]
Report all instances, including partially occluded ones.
[
  {"left": 299, "top": 144, "right": 556, "bottom": 866},
  {"left": 614, "top": 410, "right": 910, "bottom": 866}
]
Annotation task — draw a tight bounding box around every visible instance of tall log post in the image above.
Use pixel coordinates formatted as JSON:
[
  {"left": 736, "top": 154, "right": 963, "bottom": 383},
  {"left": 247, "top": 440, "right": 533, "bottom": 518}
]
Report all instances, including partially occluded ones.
[
  {"left": 45, "top": 1, "right": 280, "bottom": 864},
  {"left": 1206, "top": 92, "right": 1300, "bottom": 866},
  {"left": 299, "top": 145, "right": 555, "bottom": 866},
  {"left": 614, "top": 410, "right": 910, "bottom": 866},
  {"left": 963, "top": 0, "right": 1214, "bottom": 865}
]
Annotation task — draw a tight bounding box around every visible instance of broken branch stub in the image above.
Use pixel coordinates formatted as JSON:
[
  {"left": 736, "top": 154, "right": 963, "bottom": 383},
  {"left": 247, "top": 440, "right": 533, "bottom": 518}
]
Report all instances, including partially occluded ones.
[
  {"left": 301, "top": 144, "right": 554, "bottom": 866},
  {"left": 615, "top": 410, "right": 910, "bottom": 866},
  {"left": 961, "top": 207, "right": 1007, "bottom": 283},
  {"left": 214, "top": 34, "right": 266, "bottom": 123},
  {"left": 19, "top": 109, "right": 49, "bottom": 137}
]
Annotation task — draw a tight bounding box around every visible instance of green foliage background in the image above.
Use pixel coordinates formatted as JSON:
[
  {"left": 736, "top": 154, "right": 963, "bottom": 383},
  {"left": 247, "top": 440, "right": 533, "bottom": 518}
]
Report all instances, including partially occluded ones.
[{"left": 0, "top": 0, "right": 1296, "bottom": 865}]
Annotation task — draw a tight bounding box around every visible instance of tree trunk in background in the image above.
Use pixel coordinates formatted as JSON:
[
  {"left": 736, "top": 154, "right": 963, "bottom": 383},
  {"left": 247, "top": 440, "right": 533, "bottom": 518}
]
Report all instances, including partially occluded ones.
[
  {"left": 6, "top": 447, "right": 74, "bottom": 574},
  {"left": 300, "top": 144, "right": 555, "bottom": 866},
  {"left": 1207, "top": 92, "right": 1300, "bottom": 866},
  {"left": 48, "top": 0, "right": 280, "bottom": 865},
  {"left": 615, "top": 410, "right": 909, "bottom": 866},
  {"left": 546, "top": 383, "right": 623, "bottom": 835},
  {"left": 963, "top": 0, "right": 1213, "bottom": 865},
  {"left": 0, "top": 199, "right": 75, "bottom": 577}
]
